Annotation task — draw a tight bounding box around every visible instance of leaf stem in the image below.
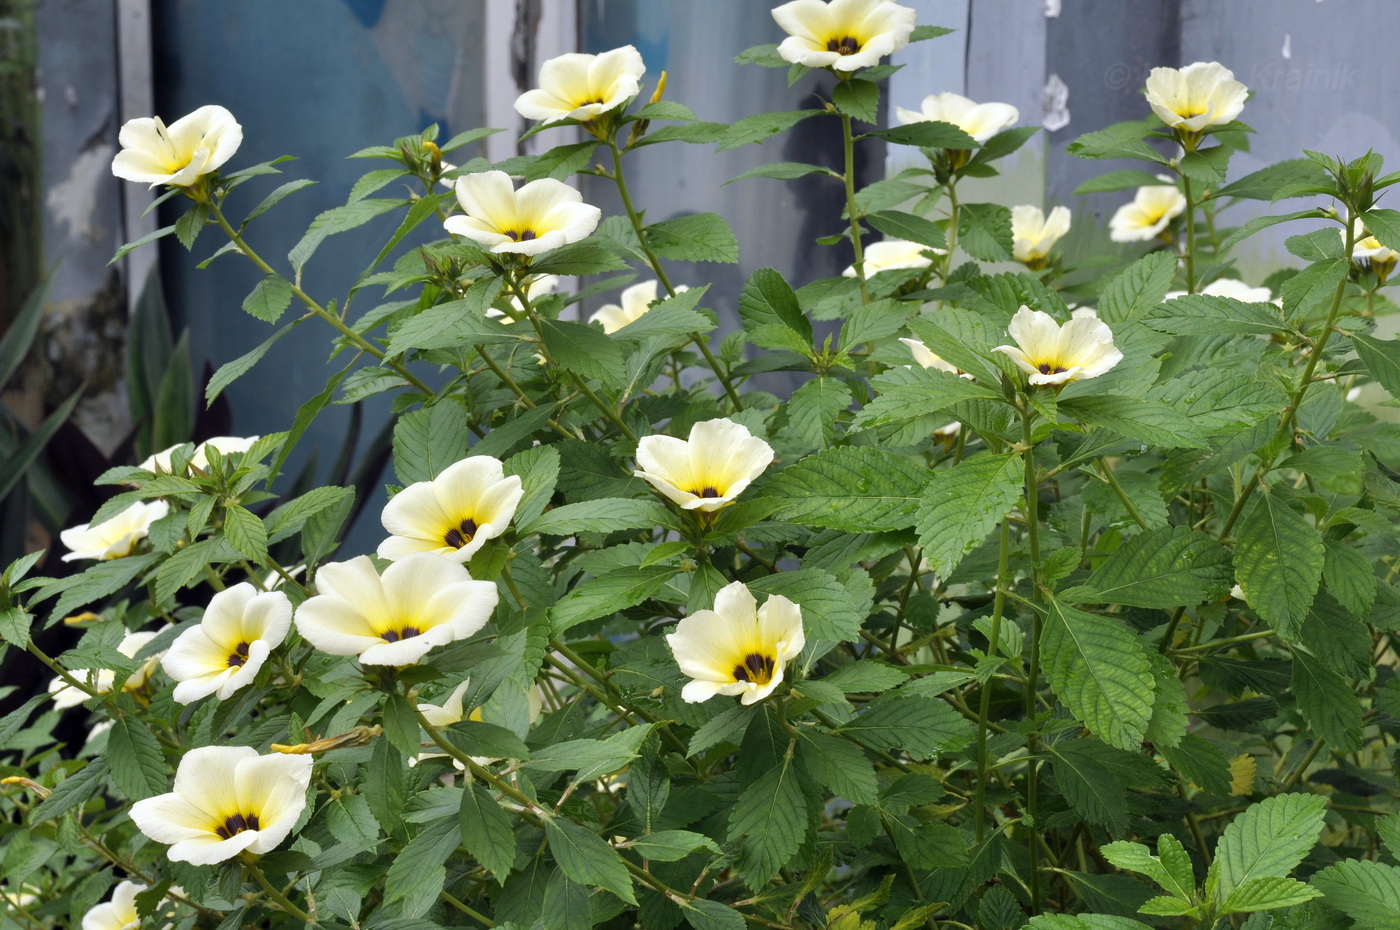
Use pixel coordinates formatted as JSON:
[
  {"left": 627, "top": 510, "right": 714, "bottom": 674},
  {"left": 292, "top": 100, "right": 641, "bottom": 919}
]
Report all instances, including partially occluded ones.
[
  {"left": 243, "top": 854, "right": 317, "bottom": 924},
  {"left": 839, "top": 110, "right": 870, "bottom": 306},
  {"left": 976, "top": 520, "right": 1012, "bottom": 842}
]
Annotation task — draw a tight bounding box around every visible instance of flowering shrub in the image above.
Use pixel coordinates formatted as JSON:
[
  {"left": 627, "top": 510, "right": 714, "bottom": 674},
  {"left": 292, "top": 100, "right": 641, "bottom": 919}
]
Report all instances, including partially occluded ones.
[{"left": 6, "top": 3, "right": 1400, "bottom": 929}]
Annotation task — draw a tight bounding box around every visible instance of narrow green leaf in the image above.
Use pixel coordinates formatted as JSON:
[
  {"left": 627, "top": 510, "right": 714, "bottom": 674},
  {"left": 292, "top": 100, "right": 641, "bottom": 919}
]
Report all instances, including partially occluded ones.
[
  {"left": 1235, "top": 493, "right": 1324, "bottom": 638},
  {"left": 1212, "top": 794, "right": 1326, "bottom": 901},
  {"left": 717, "top": 109, "right": 821, "bottom": 150},
  {"left": 915, "top": 453, "right": 1022, "bottom": 577},
  {"left": 205, "top": 321, "right": 298, "bottom": 406},
  {"left": 1041, "top": 596, "right": 1156, "bottom": 750},
  {"left": 107, "top": 716, "right": 168, "bottom": 800},
  {"left": 1097, "top": 251, "right": 1177, "bottom": 324},
  {"left": 544, "top": 817, "right": 636, "bottom": 904},
  {"left": 646, "top": 213, "right": 739, "bottom": 263},
  {"left": 551, "top": 566, "right": 684, "bottom": 634},
  {"left": 1085, "top": 526, "right": 1233, "bottom": 608},
  {"left": 289, "top": 198, "right": 403, "bottom": 273},
  {"left": 869, "top": 121, "right": 978, "bottom": 150},
  {"left": 525, "top": 499, "right": 674, "bottom": 536},
  {"left": 865, "top": 210, "right": 949, "bottom": 251},
  {"left": 1219, "top": 877, "right": 1321, "bottom": 915},
  {"left": 30, "top": 759, "right": 109, "bottom": 823},
  {"left": 459, "top": 784, "right": 515, "bottom": 883},
  {"left": 762, "top": 446, "right": 929, "bottom": 533},
  {"left": 1291, "top": 650, "right": 1362, "bottom": 752},
  {"left": 728, "top": 161, "right": 837, "bottom": 183}
]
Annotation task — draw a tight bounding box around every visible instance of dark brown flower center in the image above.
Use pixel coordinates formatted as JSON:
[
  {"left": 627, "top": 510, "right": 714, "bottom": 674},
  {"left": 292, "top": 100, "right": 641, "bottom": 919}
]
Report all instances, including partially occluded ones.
[
  {"left": 826, "top": 36, "right": 860, "bottom": 55},
  {"left": 215, "top": 812, "right": 261, "bottom": 839},
  {"left": 732, "top": 652, "right": 777, "bottom": 685},
  {"left": 506, "top": 229, "right": 537, "bottom": 242},
  {"left": 226, "top": 641, "right": 251, "bottom": 668},
  {"left": 686, "top": 487, "right": 721, "bottom": 499},
  {"left": 444, "top": 518, "right": 479, "bottom": 549},
  {"left": 381, "top": 626, "right": 422, "bottom": 643},
  {"left": 1037, "top": 363, "right": 1068, "bottom": 375}
]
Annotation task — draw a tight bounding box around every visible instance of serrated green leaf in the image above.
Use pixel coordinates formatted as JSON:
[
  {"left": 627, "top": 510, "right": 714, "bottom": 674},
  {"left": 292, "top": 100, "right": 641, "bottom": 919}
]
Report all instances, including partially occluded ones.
[
  {"left": 796, "top": 729, "right": 877, "bottom": 805},
  {"left": 1101, "top": 840, "right": 1192, "bottom": 899},
  {"left": 748, "top": 568, "right": 868, "bottom": 643},
  {"left": 1220, "top": 877, "right": 1322, "bottom": 915},
  {"left": 718, "top": 109, "right": 821, "bottom": 150},
  {"left": 1291, "top": 649, "right": 1362, "bottom": 751},
  {"left": 832, "top": 78, "right": 879, "bottom": 123},
  {"left": 289, "top": 198, "right": 403, "bottom": 273},
  {"left": 1041, "top": 596, "right": 1156, "bottom": 750},
  {"left": 240, "top": 274, "right": 294, "bottom": 324},
  {"left": 646, "top": 213, "right": 739, "bottom": 263},
  {"left": 865, "top": 210, "right": 948, "bottom": 251},
  {"left": 383, "top": 817, "right": 456, "bottom": 909},
  {"left": 1098, "top": 251, "right": 1177, "bottom": 324},
  {"left": 1235, "top": 493, "right": 1324, "bottom": 638},
  {"left": 545, "top": 816, "right": 636, "bottom": 904},
  {"left": 526, "top": 499, "right": 674, "bottom": 536},
  {"left": 1084, "top": 526, "right": 1233, "bottom": 608},
  {"left": 958, "top": 202, "right": 1014, "bottom": 262},
  {"left": 386, "top": 299, "right": 523, "bottom": 358},
  {"left": 459, "top": 783, "right": 515, "bottom": 883},
  {"left": 539, "top": 318, "right": 626, "bottom": 387},
  {"left": 1066, "top": 119, "right": 1161, "bottom": 161},
  {"left": 728, "top": 161, "right": 836, "bottom": 183},
  {"left": 1311, "top": 859, "right": 1400, "bottom": 929},
  {"left": 783, "top": 377, "right": 852, "bottom": 450},
  {"left": 855, "top": 364, "right": 1002, "bottom": 428},
  {"left": 835, "top": 694, "right": 973, "bottom": 759},
  {"left": 1049, "top": 741, "right": 1129, "bottom": 835},
  {"left": 1353, "top": 333, "right": 1400, "bottom": 399},
  {"left": 1212, "top": 794, "right": 1326, "bottom": 901},
  {"left": 869, "top": 121, "right": 979, "bottom": 150},
  {"left": 727, "top": 750, "right": 808, "bottom": 889},
  {"left": 1060, "top": 395, "right": 1208, "bottom": 449},
  {"left": 739, "top": 267, "right": 811, "bottom": 341},
  {"left": 551, "top": 566, "right": 684, "bottom": 634},
  {"left": 1075, "top": 170, "right": 1173, "bottom": 195},
  {"left": 29, "top": 759, "right": 108, "bottom": 824},
  {"left": 392, "top": 402, "right": 470, "bottom": 485},
  {"left": 762, "top": 446, "right": 929, "bottom": 532},
  {"left": 1147, "top": 294, "right": 1287, "bottom": 336},
  {"left": 1280, "top": 257, "right": 1347, "bottom": 318},
  {"left": 915, "top": 452, "right": 1022, "bottom": 577},
  {"left": 221, "top": 505, "right": 269, "bottom": 563},
  {"left": 107, "top": 716, "right": 167, "bottom": 801}
]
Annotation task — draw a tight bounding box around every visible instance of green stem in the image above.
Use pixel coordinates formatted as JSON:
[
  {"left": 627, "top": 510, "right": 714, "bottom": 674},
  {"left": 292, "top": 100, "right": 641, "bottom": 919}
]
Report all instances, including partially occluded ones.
[
  {"left": 1170, "top": 628, "right": 1275, "bottom": 655},
  {"left": 1100, "top": 460, "right": 1149, "bottom": 530},
  {"left": 976, "top": 520, "right": 1012, "bottom": 842},
  {"left": 208, "top": 200, "right": 435, "bottom": 397},
  {"left": 839, "top": 110, "right": 869, "bottom": 306},
  {"left": 1280, "top": 737, "right": 1327, "bottom": 791},
  {"left": 1020, "top": 404, "right": 1043, "bottom": 914},
  {"left": 1158, "top": 606, "right": 1188, "bottom": 653},
  {"left": 440, "top": 889, "right": 496, "bottom": 927},
  {"left": 1182, "top": 175, "right": 1197, "bottom": 294},
  {"left": 941, "top": 178, "right": 961, "bottom": 288},
  {"left": 606, "top": 139, "right": 743, "bottom": 410},
  {"left": 243, "top": 855, "right": 316, "bottom": 924}
]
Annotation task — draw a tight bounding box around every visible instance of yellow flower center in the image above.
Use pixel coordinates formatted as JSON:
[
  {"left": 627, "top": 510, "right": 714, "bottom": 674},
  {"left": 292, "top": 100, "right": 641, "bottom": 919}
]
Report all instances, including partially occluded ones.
[
  {"left": 824, "top": 35, "right": 862, "bottom": 55},
  {"left": 443, "top": 518, "right": 479, "bottom": 549},
  {"left": 732, "top": 652, "right": 777, "bottom": 686},
  {"left": 227, "top": 641, "right": 250, "bottom": 668},
  {"left": 214, "top": 811, "right": 261, "bottom": 839}
]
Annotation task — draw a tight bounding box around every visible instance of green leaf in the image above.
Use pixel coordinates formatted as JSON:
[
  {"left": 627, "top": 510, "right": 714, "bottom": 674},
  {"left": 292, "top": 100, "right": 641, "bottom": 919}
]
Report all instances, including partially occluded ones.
[
  {"left": 539, "top": 318, "right": 626, "bottom": 386},
  {"left": 382, "top": 694, "right": 425, "bottom": 758},
  {"left": 0, "top": 388, "right": 81, "bottom": 505},
  {"left": 525, "top": 499, "right": 675, "bottom": 536},
  {"left": 205, "top": 321, "right": 298, "bottom": 406},
  {"left": 854, "top": 364, "right": 1002, "bottom": 428},
  {"left": 392, "top": 402, "right": 470, "bottom": 485},
  {"left": 915, "top": 453, "right": 1023, "bottom": 577},
  {"left": 1041, "top": 596, "right": 1156, "bottom": 751},
  {"left": 1311, "top": 859, "right": 1400, "bottom": 929},
  {"left": 796, "top": 729, "right": 877, "bottom": 805},
  {"left": 1059, "top": 395, "right": 1208, "bottom": 449},
  {"left": 383, "top": 817, "right": 456, "bottom": 909},
  {"left": 957, "top": 202, "right": 1014, "bottom": 262},
  {"left": 542, "top": 873, "right": 590, "bottom": 930},
  {"left": 544, "top": 817, "right": 636, "bottom": 904},
  {"left": 1049, "top": 741, "right": 1129, "bottom": 835},
  {"left": 832, "top": 78, "right": 879, "bottom": 123},
  {"left": 728, "top": 161, "right": 837, "bottom": 183},
  {"left": 835, "top": 694, "right": 973, "bottom": 759},
  {"left": 289, "top": 198, "right": 403, "bottom": 273},
  {"left": 1361, "top": 208, "right": 1400, "bottom": 252},
  {"left": 1353, "top": 333, "right": 1400, "bottom": 399},
  {"left": 1211, "top": 794, "right": 1326, "bottom": 901},
  {"left": 1291, "top": 649, "right": 1362, "bottom": 752},
  {"left": 1075, "top": 170, "right": 1173, "bottom": 195},
  {"left": 748, "top": 568, "right": 869, "bottom": 643},
  {"left": 459, "top": 783, "right": 515, "bottom": 883},
  {"left": 1178, "top": 145, "right": 1233, "bottom": 186},
  {"left": 42, "top": 553, "right": 161, "bottom": 623},
  {"left": 1026, "top": 917, "right": 1155, "bottom": 930},
  {"left": 739, "top": 267, "right": 812, "bottom": 341},
  {"left": 1220, "top": 877, "right": 1322, "bottom": 915},
  {"left": 865, "top": 210, "right": 949, "bottom": 251},
  {"left": 681, "top": 898, "right": 747, "bottom": 930},
  {"left": 1066, "top": 119, "right": 1161, "bottom": 161},
  {"left": 1084, "top": 526, "right": 1233, "bottom": 608},
  {"left": 30, "top": 759, "right": 109, "bottom": 824},
  {"left": 441, "top": 721, "right": 531, "bottom": 762},
  {"left": 783, "top": 377, "right": 852, "bottom": 450},
  {"left": 646, "top": 213, "right": 739, "bottom": 263},
  {"left": 1146, "top": 294, "right": 1288, "bottom": 336},
  {"left": 551, "top": 566, "right": 684, "bottom": 634},
  {"left": 1217, "top": 158, "right": 1329, "bottom": 201},
  {"left": 221, "top": 505, "right": 269, "bottom": 563},
  {"left": 527, "top": 240, "right": 631, "bottom": 275},
  {"left": 106, "top": 715, "right": 167, "bottom": 801},
  {"left": 761, "top": 446, "right": 929, "bottom": 532},
  {"left": 727, "top": 750, "right": 808, "bottom": 889},
  {"left": 174, "top": 201, "right": 208, "bottom": 250},
  {"left": 1280, "top": 257, "right": 1347, "bottom": 318},
  {"left": 625, "top": 830, "right": 721, "bottom": 862},
  {"left": 718, "top": 109, "right": 821, "bottom": 150},
  {"left": 1235, "top": 493, "right": 1324, "bottom": 638},
  {"left": 869, "top": 121, "right": 979, "bottom": 150},
  {"left": 265, "top": 486, "right": 355, "bottom": 544},
  {"left": 1219, "top": 209, "right": 1326, "bottom": 250},
  {"left": 1102, "top": 835, "right": 1194, "bottom": 899},
  {"left": 386, "top": 299, "right": 523, "bottom": 358},
  {"left": 842, "top": 298, "right": 909, "bottom": 348},
  {"left": 610, "top": 285, "right": 716, "bottom": 341},
  {"left": 0, "top": 607, "right": 30, "bottom": 649},
  {"left": 1097, "top": 251, "right": 1177, "bottom": 324},
  {"left": 1161, "top": 733, "right": 1232, "bottom": 795}
]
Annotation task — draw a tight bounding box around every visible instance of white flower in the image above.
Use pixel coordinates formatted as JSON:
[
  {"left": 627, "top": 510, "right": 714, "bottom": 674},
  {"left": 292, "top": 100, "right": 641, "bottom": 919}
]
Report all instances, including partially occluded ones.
[
  {"left": 418, "top": 678, "right": 474, "bottom": 729},
  {"left": 1344, "top": 219, "right": 1400, "bottom": 264},
  {"left": 496, "top": 274, "right": 560, "bottom": 319},
  {"left": 1165, "top": 278, "right": 1274, "bottom": 303},
  {"left": 110, "top": 105, "right": 243, "bottom": 187},
  {"left": 129, "top": 746, "right": 312, "bottom": 865},
  {"left": 1144, "top": 62, "right": 1247, "bottom": 133},
  {"left": 666, "top": 581, "right": 805, "bottom": 705},
  {"left": 899, "top": 337, "right": 960, "bottom": 376},
  {"left": 1108, "top": 185, "right": 1187, "bottom": 242},
  {"left": 161, "top": 583, "right": 292, "bottom": 704},
  {"left": 295, "top": 553, "right": 498, "bottom": 666},
  {"left": 589, "top": 280, "right": 688, "bottom": 334},
  {"left": 1011, "top": 205, "right": 1071, "bottom": 265},
  {"left": 634, "top": 418, "right": 774, "bottom": 513},
  {"left": 81, "top": 880, "right": 144, "bottom": 930},
  {"left": 2, "top": 884, "right": 39, "bottom": 912},
  {"left": 993, "top": 306, "right": 1124, "bottom": 386},
  {"left": 895, "top": 92, "right": 1020, "bottom": 144},
  {"left": 60, "top": 500, "right": 169, "bottom": 562},
  {"left": 843, "top": 239, "right": 941, "bottom": 278},
  {"left": 413, "top": 681, "right": 543, "bottom": 769},
  {"left": 771, "top": 0, "right": 917, "bottom": 72},
  {"left": 377, "top": 455, "right": 524, "bottom": 563},
  {"left": 514, "top": 46, "right": 646, "bottom": 125},
  {"left": 444, "top": 171, "right": 601, "bottom": 257},
  {"left": 140, "top": 436, "right": 261, "bottom": 474},
  {"left": 49, "top": 629, "right": 164, "bottom": 710}
]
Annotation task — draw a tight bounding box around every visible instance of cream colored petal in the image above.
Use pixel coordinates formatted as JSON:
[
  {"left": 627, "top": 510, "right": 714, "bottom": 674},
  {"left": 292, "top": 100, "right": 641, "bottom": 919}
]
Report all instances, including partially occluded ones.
[
  {"left": 455, "top": 171, "right": 518, "bottom": 228},
  {"left": 588, "top": 45, "right": 645, "bottom": 106},
  {"left": 757, "top": 594, "right": 805, "bottom": 661},
  {"left": 381, "top": 481, "right": 456, "bottom": 549},
  {"left": 129, "top": 792, "right": 219, "bottom": 845},
  {"left": 162, "top": 628, "right": 236, "bottom": 685},
  {"left": 295, "top": 602, "right": 383, "bottom": 656},
  {"left": 419, "top": 678, "right": 472, "bottom": 727},
  {"left": 1059, "top": 309, "right": 1121, "bottom": 378},
  {"left": 679, "top": 678, "right": 729, "bottom": 703},
  {"left": 993, "top": 345, "right": 1041, "bottom": 377},
  {"left": 443, "top": 215, "right": 512, "bottom": 249},
  {"left": 198, "top": 582, "right": 257, "bottom": 647},
  {"left": 960, "top": 102, "right": 1019, "bottom": 142},
  {"left": 242, "top": 591, "right": 292, "bottom": 648},
  {"left": 771, "top": 0, "right": 835, "bottom": 43},
  {"left": 589, "top": 303, "right": 633, "bottom": 334},
  {"left": 635, "top": 434, "right": 695, "bottom": 489},
  {"left": 377, "top": 534, "right": 455, "bottom": 562},
  {"left": 379, "top": 553, "right": 474, "bottom": 628},
  {"left": 359, "top": 637, "right": 438, "bottom": 666},
  {"left": 311, "top": 556, "right": 394, "bottom": 620},
  {"left": 1006, "top": 306, "right": 1060, "bottom": 355},
  {"left": 169, "top": 830, "right": 261, "bottom": 866},
  {"left": 234, "top": 753, "right": 312, "bottom": 833}
]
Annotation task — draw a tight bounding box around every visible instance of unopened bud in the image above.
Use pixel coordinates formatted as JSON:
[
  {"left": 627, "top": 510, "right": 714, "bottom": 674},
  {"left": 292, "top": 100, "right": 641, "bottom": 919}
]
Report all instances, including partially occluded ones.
[
  {"left": 650, "top": 71, "right": 668, "bottom": 105},
  {"left": 272, "top": 725, "right": 383, "bottom": 754}
]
